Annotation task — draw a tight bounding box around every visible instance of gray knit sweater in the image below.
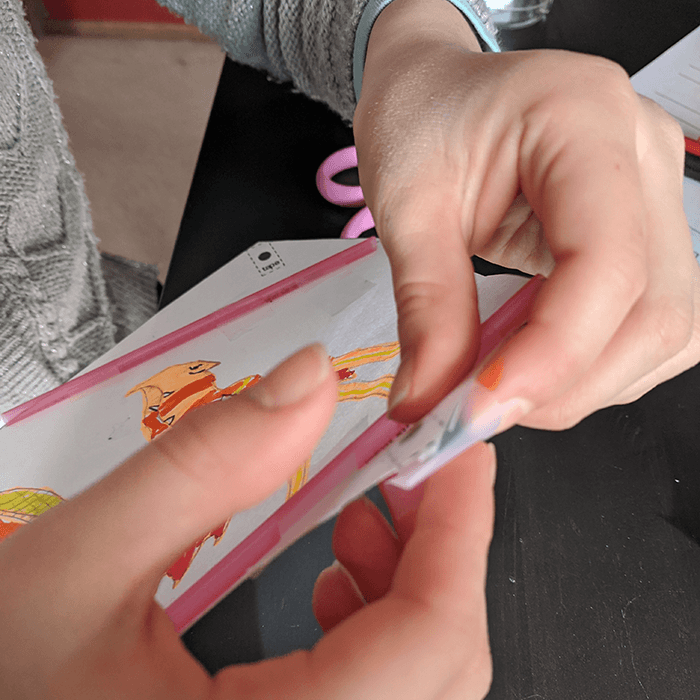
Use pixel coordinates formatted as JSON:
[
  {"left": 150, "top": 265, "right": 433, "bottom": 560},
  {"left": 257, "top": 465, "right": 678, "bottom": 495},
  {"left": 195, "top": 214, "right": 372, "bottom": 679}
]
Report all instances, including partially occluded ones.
[{"left": 0, "top": 0, "right": 495, "bottom": 413}]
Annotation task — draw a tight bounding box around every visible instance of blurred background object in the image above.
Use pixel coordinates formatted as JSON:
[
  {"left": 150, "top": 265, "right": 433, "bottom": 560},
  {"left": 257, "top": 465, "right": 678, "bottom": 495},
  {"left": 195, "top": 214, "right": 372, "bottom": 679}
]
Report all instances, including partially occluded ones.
[
  {"left": 21, "top": 0, "right": 46, "bottom": 36},
  {"left": 24, "top": 0, "right": 207, "bottom": 38},
  {"left": 26, "top": 0, "right": 224, "bottom": 283},
  {"left": 489, "top": 0, "right": 554, "bottom": 29}
]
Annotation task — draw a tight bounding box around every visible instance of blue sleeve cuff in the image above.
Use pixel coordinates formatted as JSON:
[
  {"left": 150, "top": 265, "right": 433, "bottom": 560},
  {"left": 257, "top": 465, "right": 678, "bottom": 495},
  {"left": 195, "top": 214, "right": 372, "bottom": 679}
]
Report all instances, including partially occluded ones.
[{"left": 353, "top": 0, "right": 500, "bottom": 102}]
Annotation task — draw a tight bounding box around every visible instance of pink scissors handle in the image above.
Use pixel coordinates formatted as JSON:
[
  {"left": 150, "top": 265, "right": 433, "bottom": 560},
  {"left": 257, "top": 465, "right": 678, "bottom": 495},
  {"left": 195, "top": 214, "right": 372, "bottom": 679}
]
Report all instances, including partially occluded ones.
[
  {"left": 316, "top": 146, "right": 364, "bottom": 206},
  {"left": 340, "top": 206, "right": 375, "bottom": 239},
  {"left": 316, "top": 146, "right": 376, "bottom": 238}
]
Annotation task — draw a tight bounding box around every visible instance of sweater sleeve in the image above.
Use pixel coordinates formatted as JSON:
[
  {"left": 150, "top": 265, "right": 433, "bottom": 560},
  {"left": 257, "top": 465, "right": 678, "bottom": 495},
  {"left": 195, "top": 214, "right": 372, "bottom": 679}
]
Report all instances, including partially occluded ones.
[
  {"left": 0, "top": 0, "right": 117, "bottom": 411},
  {"left": 158, "top": 0, "right": 497, "bottom": 123}
]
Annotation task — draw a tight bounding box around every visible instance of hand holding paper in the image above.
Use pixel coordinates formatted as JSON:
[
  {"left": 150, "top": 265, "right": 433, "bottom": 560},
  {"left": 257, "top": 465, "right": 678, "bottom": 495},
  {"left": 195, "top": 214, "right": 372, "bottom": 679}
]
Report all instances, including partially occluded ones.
[
  {"left": 0, "top": 345, "right": 495, "bottom": 700},
  {"left": 356, "top": 0, "right": 700, "bottom": 430}
]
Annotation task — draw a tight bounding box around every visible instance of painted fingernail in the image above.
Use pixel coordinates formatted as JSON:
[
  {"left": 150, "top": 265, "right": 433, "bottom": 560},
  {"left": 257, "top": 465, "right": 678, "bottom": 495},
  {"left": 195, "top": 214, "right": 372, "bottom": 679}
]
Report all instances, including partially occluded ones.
[
  {"left": 477, "top": 354, "right": 505, "bottom": 391},
  {"left": 249, "top": 344, "right": 332, "bottom": 408},
  {"left": 468, "top": 350, "right": 532, "bottom": 435}
]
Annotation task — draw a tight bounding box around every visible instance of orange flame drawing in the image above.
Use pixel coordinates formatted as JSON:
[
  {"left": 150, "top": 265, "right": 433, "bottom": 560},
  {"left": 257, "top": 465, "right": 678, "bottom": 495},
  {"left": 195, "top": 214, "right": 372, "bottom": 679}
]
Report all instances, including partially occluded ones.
[
  {"left": 125, "top": 343, "right": 400, "bottom": 587},
  {"left": 0, "top": 488, "right": 64, "bottom": 542}
]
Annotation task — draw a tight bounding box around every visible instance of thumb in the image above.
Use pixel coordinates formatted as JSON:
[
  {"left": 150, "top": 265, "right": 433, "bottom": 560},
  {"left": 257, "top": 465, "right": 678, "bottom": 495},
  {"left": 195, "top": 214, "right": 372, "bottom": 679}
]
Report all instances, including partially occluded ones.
[
  {"left": 1, "top": 344, "right": 337, "bottom": 650},
  {"left": 380, "top": 199, "right": 481, "bottom": 424}
]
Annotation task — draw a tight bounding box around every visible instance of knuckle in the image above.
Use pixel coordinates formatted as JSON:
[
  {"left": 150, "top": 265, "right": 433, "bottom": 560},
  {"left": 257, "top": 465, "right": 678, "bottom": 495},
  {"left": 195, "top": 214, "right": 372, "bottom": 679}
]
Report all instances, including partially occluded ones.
[
  {"left": 518, "top": 375, "right": 591, "bottom": 430},
  {"left": 533, "top": 399, "right": 588, "bottom": 432},
  {"left": 648, "top": 297, "right": 694, "bottom": 357},
  {"left": 592, "top": 55, "right": 633, "bottom": 87},
  {"left": 641, "top": 94, "right": 684, "bottom": 138},
  {"left": 542, "top": 353, "right": 581, "bottom": 397},
  {"left": 394, "top": 279, "right": 452, "bottom": 319},
  {"left": 149, "top": 405, "right": 227, "bottom": 491},
  {"left": 666, "top": 113, "right": 685, "bottom": 148},
  {"left": 457, "top": 632, "right": 493, "bottom": 698},
  {"left": 659, "top": 113, "right": 686, "bottom": 168},
  {"left": 606, "top": 254, "right": 648, "bottom": 306},
  {"left": 638, "top": 95, "right": 686, "bottom": 168},
  {"left": 527, "top": 56, "right": 637, "bottom": 135},
  {"left": 657, "top": 105, "right": 685, "bottom": 147},
  {"left": 577, "top": 54, "right": 634, "bottom": 99}
]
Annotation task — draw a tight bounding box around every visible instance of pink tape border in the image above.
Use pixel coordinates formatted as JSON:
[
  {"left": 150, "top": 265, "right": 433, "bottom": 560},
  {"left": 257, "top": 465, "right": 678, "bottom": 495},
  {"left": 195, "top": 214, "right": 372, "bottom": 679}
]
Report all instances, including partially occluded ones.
[
  {"left": 166, "top": 413, "right": 405, "bottom": 634},
  {"left": 476, "top": 274, "right": 544, "bottom": 365}
]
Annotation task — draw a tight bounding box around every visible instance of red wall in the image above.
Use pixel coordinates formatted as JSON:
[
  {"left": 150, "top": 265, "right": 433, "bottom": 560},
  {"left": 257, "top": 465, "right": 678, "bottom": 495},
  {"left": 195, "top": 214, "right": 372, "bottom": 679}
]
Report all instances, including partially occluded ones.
[{"left": 42, "top": 0, "right": 184, "bottom": 23}]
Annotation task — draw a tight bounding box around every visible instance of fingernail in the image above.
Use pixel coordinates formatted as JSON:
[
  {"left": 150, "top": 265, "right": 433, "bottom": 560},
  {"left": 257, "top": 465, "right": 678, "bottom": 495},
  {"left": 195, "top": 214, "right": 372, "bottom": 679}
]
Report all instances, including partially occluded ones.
[
  {"left": 467, "top": 396, "right": 533, "bottom": 439},
  {"left": 249, "top": 344, "right": 332, "bottom": 408},
  {"left": 313, "top": 560, "right": 343, "bottom": 596},
  {"left": 496, "top": 397, "right": 532, "bottom": 433},
  {"left": 477, "top": 354, "right": 505, "bottom": 391},
  {"left": 318, "top": 559, "right": 343, "bottom": 579},
  {"left": 388, "top": 358, "right": 412, "bottom": 415},
  {"left": 486, "top": 442, "right": 497, "bottom": 485},
  {"left": 382, "top": 480, "right": 425, "bottom": 519}
]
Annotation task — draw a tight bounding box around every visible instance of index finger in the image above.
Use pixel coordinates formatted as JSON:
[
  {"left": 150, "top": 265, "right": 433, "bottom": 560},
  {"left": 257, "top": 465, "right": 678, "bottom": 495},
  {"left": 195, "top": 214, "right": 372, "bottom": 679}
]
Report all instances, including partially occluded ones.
[
  {"left": 218, "top": 442, "right": 496, "bottom": 700},
  {"left": 314, "top": 442, "right": 496, "bottom": 697},
  {"left": 389, "top": 441, "right": 496, "bottom": 617},
  {"left": 476, "top": 84, "right": 649, "bottom": 427}
]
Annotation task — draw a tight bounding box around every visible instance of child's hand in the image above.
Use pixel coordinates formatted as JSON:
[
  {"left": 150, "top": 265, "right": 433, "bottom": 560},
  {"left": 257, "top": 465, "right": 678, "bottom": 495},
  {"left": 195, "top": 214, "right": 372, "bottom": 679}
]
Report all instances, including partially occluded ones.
[
  {"left": 0, "top": 344, "right": 496, "bottom": 700},
  {"left": 355, "top": 0, "right": 699, "bottom": 430}
]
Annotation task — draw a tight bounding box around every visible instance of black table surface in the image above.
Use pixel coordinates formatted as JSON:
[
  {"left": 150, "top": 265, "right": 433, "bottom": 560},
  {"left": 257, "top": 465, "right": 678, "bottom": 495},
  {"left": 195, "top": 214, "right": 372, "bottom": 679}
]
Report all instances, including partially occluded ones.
[{"left": 162, "top": 2, "right": 700, "bottom": 697}]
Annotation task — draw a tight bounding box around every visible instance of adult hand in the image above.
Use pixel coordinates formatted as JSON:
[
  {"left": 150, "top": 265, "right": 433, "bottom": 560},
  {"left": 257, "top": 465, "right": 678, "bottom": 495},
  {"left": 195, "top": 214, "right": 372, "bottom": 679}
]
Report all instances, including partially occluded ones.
[
  {"left": 0, "top": 343, "right": 496, "bottom": 700},
  {"left": 355, "top": 0, "right": 700, "bottom": 430}
]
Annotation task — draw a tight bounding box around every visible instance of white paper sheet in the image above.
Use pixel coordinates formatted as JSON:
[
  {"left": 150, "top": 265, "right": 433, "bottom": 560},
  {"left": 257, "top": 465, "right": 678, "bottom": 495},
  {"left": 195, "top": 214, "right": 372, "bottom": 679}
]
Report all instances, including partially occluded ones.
[
  {"left": 630, "top": 25, "right": 700, "bottom": 260},
  {"left": 631, "top": 24, "right": 700, "bottom": 140},
  {"left": 0, "top": 239, "right": 526, "bottom": 629}
]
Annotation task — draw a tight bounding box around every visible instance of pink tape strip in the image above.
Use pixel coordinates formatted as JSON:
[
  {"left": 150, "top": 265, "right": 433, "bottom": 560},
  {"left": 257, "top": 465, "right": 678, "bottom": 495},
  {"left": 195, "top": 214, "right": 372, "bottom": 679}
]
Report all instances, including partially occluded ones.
[
  {"left": 475, "top": 275, "right": 544, "bottom": 365},
  {"left": 166, "top": 412, "right": 406, "bottom": 633},
  {"left": 167, "top": 521, "right": 282, "bottom": 634},
  {"left": 1, "top": 238, "right": 378, "bottom": 427}
]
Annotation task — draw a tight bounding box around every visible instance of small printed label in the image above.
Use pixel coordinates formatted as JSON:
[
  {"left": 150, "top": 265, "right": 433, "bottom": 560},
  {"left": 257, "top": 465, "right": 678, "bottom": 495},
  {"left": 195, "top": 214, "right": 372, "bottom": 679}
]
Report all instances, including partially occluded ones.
[{"left": 247, "top": 243, "right": 286, "bottom": 277}]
